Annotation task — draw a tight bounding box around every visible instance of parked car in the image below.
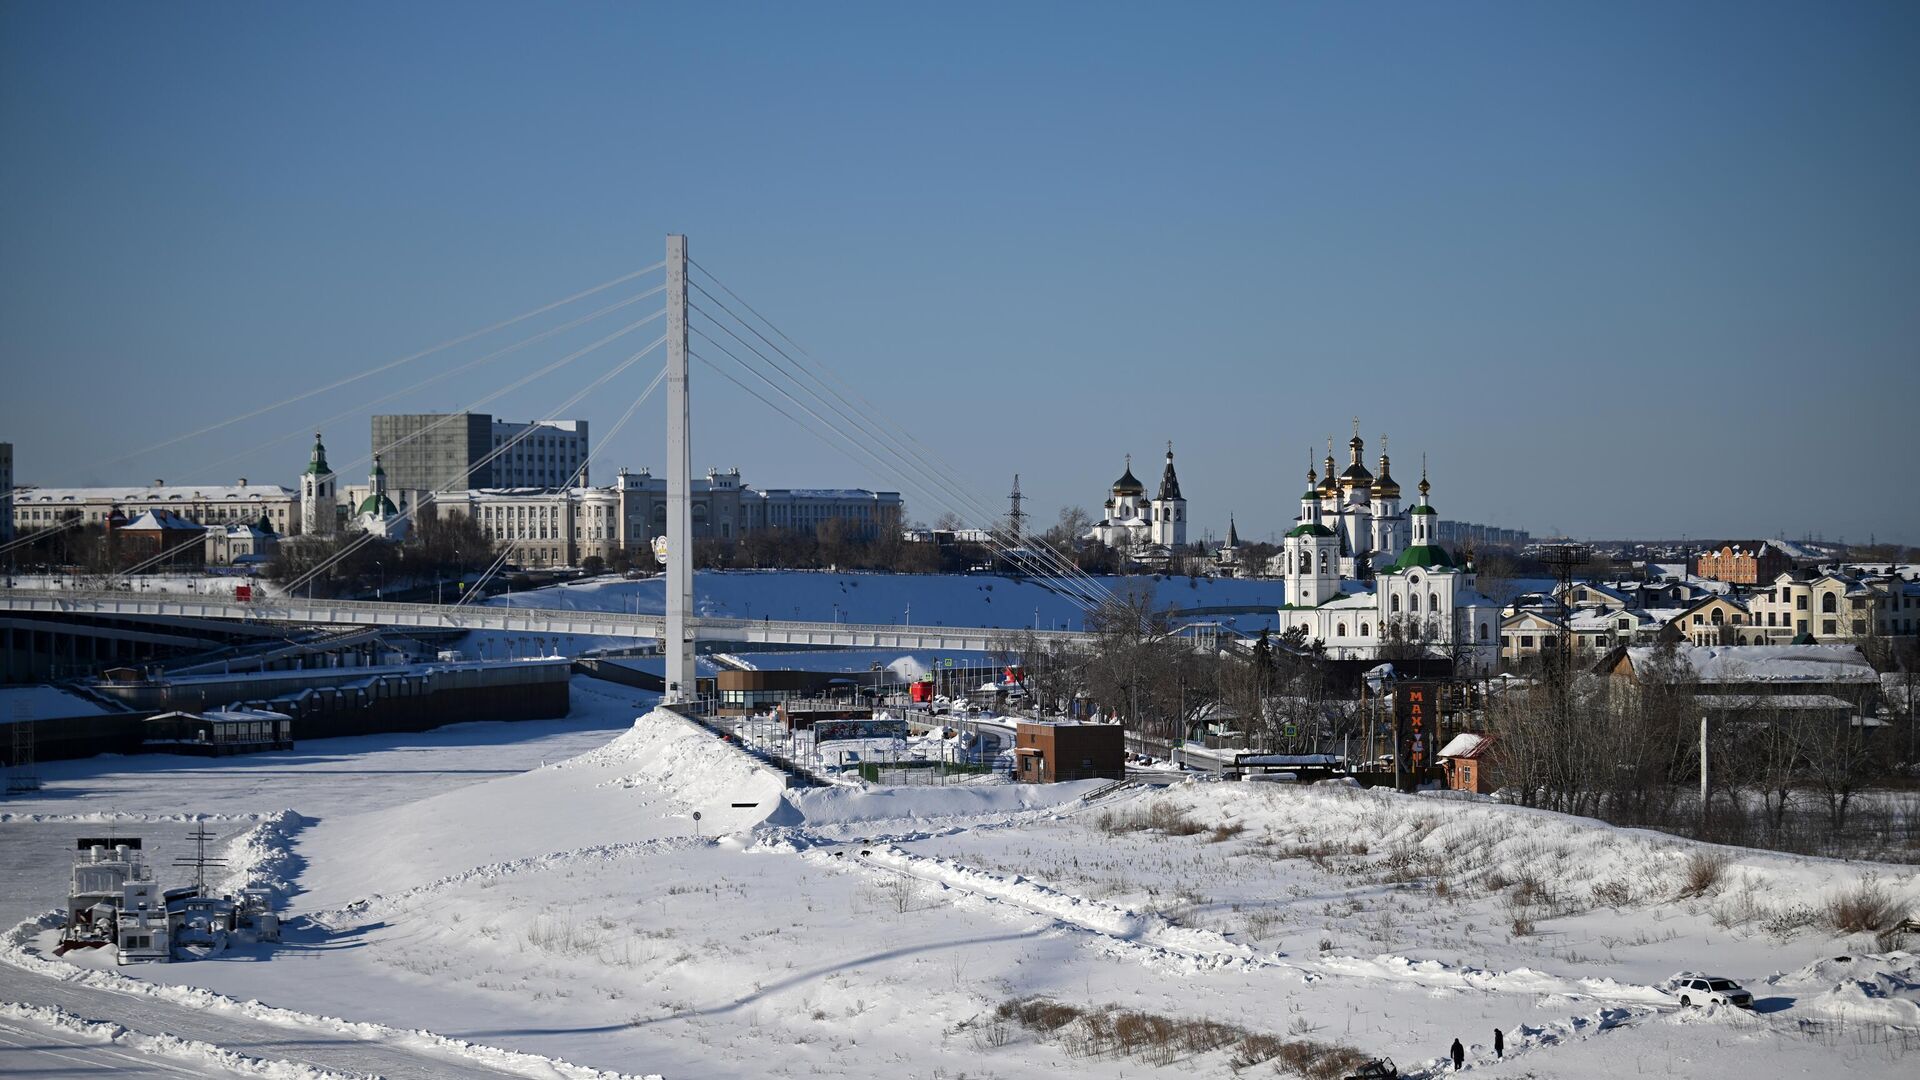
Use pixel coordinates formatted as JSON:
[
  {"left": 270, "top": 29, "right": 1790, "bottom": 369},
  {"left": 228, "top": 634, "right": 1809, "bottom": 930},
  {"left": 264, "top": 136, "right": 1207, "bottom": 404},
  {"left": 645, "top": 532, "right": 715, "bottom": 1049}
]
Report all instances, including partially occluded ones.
[{"left": 1662, "top": 973, "right": 1753, "bottom": 1008}]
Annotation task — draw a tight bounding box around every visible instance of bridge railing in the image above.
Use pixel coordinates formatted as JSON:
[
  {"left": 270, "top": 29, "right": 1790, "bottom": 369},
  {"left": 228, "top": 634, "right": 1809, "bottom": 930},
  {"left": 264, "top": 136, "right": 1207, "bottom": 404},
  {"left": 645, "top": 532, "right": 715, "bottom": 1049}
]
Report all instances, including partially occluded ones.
[{"left": 0, "top": 587, "right": 1096, "bottom": 645}]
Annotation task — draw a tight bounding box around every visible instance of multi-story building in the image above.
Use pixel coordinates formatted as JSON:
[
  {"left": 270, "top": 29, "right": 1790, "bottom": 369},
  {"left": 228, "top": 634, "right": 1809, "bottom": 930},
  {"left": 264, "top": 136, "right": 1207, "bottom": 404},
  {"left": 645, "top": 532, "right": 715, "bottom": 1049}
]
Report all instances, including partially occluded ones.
[
  {"left": 1746, "top": 570, "right": 1919, "bottom": 644},
  {"left": 370, "top": 414, "right": 589, "bottom": 496},
  {"left": 1693, "top": 540, "right": 1794, "bottom": 585},
  {"left": 436, "top": 467, "right": 903, "bottom": 569},
  {"left": 489, "top": 418, "right": 588, "bottom": 488},
  {"left": 0, "top": 442, "right": 12, "bottom": 546},
  {"left": 11, "top": 480, "right": 298, "bottom": 536}
]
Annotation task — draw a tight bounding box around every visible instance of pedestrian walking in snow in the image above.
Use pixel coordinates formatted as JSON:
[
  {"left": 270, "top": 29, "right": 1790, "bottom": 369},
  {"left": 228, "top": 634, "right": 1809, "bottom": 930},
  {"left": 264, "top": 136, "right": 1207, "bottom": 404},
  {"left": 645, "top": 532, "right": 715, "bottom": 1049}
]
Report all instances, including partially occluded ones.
[
  {"left": 1493, "top": 1028, "right": 1503, "bottom": 1058},
  {"left": 1450, "top": 1038, "right": 1464, "bottom": 1071}
]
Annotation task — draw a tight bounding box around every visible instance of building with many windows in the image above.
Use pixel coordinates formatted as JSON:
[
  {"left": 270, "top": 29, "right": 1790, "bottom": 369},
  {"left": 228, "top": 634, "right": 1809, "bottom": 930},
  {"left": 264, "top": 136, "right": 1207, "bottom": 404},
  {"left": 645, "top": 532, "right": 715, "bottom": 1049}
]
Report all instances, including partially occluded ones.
[
  {"left": 369, "top": 413, "right": 589, "bottom": 496},
  {"left": 1747, "top": 570, "right": 1919, "bottom": 644},
  {"left": 11, "top": 479, "right": 298, "bottom": 536},
  {"left": 1693, "top": 540, "right": 1795, "bottom": 585},
  {"left": 437, "top": 467, "right": 903, "bottom": 568}
]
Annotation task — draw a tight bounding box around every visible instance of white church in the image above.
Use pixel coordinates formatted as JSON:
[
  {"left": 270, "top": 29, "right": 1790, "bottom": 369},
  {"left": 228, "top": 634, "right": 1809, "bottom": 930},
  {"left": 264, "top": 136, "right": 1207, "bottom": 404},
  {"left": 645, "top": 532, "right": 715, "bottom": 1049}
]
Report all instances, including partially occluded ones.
[
  {"left": 1278, "top": 449, "right": 1500, "bottom": 673},
  {"left": 1086, "top": 445, "right": 1186, "bottom": 559},
  {"left": 298, "top": 433, "right": 407, "bottom": 542}
]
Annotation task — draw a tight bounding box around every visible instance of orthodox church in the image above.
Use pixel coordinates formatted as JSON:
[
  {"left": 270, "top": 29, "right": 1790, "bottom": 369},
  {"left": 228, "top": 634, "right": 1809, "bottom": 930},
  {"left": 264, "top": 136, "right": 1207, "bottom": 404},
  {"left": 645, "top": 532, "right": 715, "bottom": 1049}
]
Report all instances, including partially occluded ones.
[
  {"left": 1087, "top": 445, "right": 1186, "bottom": 558},
  {"left": 352, "top": 455, "right": 409, "bottom": 541},
  {"left": 1301, "top": 425, "right": 1411, "bottom": 578},
  {"left": 300, "top": 433, "right": 337, "bottom": 537},
  {"left": 1279, "top": 457, "right": 1501, "bottom": 673}
]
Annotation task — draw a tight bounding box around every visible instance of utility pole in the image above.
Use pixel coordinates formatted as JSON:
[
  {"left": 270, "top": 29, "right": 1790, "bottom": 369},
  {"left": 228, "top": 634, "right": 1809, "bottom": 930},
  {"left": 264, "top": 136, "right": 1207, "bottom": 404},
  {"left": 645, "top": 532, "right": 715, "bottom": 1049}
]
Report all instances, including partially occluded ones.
[
  {"left": 1698, "top": 712, "right": 1709, "bottom": 831},
  {"left": 665, "top": 234, "right": 695, "bottom": 704}
]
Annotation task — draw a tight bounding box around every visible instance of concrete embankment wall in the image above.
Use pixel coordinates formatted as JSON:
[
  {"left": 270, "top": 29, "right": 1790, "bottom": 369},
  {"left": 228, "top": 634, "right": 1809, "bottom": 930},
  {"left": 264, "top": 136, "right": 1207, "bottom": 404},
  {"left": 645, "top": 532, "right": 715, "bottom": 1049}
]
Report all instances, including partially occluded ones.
[{"left": 3, "top": 661, "right": 572, "bottom": 763}]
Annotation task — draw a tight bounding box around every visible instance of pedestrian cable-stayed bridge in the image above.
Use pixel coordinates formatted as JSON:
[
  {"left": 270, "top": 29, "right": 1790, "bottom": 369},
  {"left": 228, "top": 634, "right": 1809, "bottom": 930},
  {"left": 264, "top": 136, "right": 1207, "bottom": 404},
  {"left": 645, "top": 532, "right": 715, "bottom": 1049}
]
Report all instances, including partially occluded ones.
[
  {"left": 3, "top": 235, "right": 1134, "bottom": 694},
  {"left": 0, "top": 589, "right": 1094, "bottom": 654}
]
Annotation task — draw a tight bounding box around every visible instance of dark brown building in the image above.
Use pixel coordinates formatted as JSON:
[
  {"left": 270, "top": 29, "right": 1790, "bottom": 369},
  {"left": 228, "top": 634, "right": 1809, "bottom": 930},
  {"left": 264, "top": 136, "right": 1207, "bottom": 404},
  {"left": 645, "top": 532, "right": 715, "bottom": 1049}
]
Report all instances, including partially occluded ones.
[
  {"left": 1012, "top": 721, "right": 1124, "bottom": 783},
  {"left": 1693, "top": 541, "right": 1792, "bottom": 585}
]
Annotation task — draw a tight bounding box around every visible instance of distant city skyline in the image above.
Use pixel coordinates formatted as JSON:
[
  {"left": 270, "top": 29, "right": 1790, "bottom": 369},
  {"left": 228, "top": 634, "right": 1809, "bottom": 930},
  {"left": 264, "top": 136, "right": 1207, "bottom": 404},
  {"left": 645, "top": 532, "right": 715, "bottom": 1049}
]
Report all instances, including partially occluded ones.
[{"left": 3, "top": 3, "right": 1915, "bottom": 546}]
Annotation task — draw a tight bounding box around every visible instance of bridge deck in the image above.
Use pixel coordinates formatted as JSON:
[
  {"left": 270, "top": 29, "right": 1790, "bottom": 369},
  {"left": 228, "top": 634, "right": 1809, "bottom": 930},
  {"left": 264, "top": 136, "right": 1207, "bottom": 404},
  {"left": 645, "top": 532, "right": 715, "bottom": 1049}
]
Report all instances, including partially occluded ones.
[{"left": 0, "top": 589, "right": 1093, "bottom": 652}]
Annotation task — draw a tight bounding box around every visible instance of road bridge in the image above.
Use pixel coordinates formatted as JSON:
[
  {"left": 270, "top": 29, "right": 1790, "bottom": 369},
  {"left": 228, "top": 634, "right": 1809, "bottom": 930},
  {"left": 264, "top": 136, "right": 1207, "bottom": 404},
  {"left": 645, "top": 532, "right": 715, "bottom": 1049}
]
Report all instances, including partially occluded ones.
[{"left": 0, "top": 589, "right": 1094, "bottom": 654}]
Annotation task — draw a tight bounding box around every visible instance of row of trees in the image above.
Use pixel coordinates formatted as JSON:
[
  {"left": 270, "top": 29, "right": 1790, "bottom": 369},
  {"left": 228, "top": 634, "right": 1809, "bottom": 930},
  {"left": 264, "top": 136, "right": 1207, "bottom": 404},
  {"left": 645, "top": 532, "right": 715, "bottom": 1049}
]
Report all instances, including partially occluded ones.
[
  {"left": 1477, "top": 643, "right": 1912, "bottom": 853},
  {"left": 994, "top": 580, "right": 1916, "bottom": 859},
  {"left": 264, "top": 512, "right": 496, "bottom": 598}
]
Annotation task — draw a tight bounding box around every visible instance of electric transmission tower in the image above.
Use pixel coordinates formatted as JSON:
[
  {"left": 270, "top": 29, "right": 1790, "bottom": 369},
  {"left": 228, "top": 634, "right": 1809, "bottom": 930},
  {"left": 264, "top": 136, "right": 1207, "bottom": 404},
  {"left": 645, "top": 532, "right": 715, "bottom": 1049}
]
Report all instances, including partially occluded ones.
[{"left": 1007, "top": 474, "right": 1028, "bottom": 544}]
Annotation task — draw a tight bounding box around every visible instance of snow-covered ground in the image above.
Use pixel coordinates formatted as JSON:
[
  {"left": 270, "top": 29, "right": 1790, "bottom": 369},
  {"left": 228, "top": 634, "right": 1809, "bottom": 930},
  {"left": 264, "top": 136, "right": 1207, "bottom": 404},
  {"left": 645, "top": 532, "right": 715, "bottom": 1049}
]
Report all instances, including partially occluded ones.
[{"left": 4, "top": 687, "right": 1917, "bottom": 1078}]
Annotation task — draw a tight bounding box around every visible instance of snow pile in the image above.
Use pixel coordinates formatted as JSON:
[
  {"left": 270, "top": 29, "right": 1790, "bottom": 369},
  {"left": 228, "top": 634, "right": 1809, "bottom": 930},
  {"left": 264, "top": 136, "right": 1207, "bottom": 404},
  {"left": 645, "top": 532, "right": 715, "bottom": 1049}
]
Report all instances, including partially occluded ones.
[
  {"left": 766, "top": 778, "right": 1104, "bottom": 835},
  {"left": 0, "top": 1001, "right": 365, "bottom": 1079},
  {"left": 220, "top": 809, "right": 311, "bottom": 907},
  {"left": 567, "top": 708, "right": 789, "bottom": 822},
  {"left": 1154, "top": 780, "right": 1920, "bottom": 927},
  {"left": 1626, "top": 643, "right": 1877, "bottom": 685},
  {"left": 1768, "top": 952, "right": 1920, "bottom": 1028}
]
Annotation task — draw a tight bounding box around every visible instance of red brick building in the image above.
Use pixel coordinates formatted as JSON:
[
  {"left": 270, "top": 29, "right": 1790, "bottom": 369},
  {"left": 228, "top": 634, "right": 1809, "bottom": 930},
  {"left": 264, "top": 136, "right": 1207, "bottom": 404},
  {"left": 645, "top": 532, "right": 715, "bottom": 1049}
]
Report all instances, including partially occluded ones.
[
  {"left": 1693, "top": 541, "right": 1792, "bottom": 585},
  {"left": 1437, "top": 732, "right": 1499, "bottom": 795}
]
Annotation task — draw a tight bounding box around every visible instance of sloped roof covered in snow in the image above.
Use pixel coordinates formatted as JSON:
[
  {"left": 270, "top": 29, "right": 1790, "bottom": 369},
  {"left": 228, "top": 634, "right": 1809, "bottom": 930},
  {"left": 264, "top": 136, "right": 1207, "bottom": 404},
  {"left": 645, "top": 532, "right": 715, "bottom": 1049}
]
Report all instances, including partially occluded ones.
[
  {"left": 1437, "top": 732, "right": 1492, "bottom": 759},
  {"left": 18, "top": 484, "right": 292, "bottom": 503},
  {"left": 1624, "top": 644, "right": 1877, "bottom": 686},
  {"left": 120, "top": 508, "right": 203, "bottom": 531}
]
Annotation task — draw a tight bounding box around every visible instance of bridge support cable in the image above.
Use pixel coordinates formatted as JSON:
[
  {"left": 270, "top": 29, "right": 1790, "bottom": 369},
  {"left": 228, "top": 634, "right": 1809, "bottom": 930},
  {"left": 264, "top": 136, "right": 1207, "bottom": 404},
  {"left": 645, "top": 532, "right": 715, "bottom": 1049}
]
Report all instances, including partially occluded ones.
[
  {"left": 280, "top": 338, "right": 670, "bottom": 597},
  {"left": 688, "top": 335, "right": 1111, "bottom": 621},
  {"left": 0, "top": 515, "right": 87, "bottom": 561},
  {"left": 111, "top": 529, "right": 224, "bottom": 579},
  {"left": 457, "top": 364, "right": 670, "bottom": 605},
  {"left": 95, "top": 262, "right": 668, "bottom": 471},
  {"left": 182, "top": 283, "right": 669, "bottom": 483},
  {"left": 682, "top": 273, "right": 1122, "bottom": 618},
  {"left": 320, "top": 308, "right": 668, "bottom": 484},
  {"left": 281, "top": 339, "right": 666, "bottom": 597},
  {"left": 687, "top": 327, "right": 1114, "bottom": 618},
  {"left": 683, "top": 263, "right": 1122, "bottom": 615}
]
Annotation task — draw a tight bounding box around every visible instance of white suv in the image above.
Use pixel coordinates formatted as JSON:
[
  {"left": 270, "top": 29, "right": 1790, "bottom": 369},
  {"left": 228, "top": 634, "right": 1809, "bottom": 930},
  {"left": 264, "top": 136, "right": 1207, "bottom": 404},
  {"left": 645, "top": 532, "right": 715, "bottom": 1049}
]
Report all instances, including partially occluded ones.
[{"left": 1663, "top": 973, "right": 1753, "bottom": 1009}]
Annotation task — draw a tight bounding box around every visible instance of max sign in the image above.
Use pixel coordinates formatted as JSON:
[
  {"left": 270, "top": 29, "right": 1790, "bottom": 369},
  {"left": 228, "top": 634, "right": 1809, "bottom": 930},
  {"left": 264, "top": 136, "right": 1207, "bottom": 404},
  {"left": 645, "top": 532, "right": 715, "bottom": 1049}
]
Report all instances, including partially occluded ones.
[{"left": 1395, "top": 682, "right": 1434, "bottom": 785}]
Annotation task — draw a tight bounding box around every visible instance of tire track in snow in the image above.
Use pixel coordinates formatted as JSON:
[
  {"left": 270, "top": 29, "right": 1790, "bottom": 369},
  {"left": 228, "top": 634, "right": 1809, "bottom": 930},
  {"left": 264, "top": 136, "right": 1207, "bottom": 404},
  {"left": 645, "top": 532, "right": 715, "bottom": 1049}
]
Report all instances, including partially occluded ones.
[
  {"left": 2, "top": 913, "right": 659, "bottom": 1080},
  {"left": 309, "top": 836, "right": 706, "bottom": 929}
]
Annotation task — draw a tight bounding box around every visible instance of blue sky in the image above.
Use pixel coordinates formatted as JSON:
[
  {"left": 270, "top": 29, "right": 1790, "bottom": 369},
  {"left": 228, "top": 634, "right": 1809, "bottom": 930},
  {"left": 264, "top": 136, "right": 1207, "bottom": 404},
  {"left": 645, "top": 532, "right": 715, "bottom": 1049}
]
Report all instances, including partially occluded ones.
[{"left": 3, "top": 2, "right": 1916, "bottom": 545}]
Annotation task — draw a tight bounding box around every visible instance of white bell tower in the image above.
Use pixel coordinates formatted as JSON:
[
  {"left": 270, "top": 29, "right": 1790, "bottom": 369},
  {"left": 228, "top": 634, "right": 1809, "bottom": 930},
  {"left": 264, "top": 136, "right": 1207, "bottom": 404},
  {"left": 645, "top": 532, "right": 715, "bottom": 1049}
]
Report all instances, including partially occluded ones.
[{"left": 300, "top": 433, "right": 336, "bottom": 537}]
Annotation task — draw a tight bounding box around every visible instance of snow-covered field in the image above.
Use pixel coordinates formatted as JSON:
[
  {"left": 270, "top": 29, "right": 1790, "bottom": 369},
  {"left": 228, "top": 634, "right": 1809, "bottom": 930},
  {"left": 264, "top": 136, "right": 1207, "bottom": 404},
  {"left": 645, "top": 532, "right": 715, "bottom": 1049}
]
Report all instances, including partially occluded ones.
[{"left": 4, "top": 684, "right": 1918, "bottom": 1078}]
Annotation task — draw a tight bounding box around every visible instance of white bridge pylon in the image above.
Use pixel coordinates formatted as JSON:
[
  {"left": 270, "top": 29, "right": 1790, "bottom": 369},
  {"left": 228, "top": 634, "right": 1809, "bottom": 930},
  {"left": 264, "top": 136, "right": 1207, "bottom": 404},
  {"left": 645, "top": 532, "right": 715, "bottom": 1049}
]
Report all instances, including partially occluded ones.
[{"left": 664, "top": 234, "right": 695, "bottom": 702}]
